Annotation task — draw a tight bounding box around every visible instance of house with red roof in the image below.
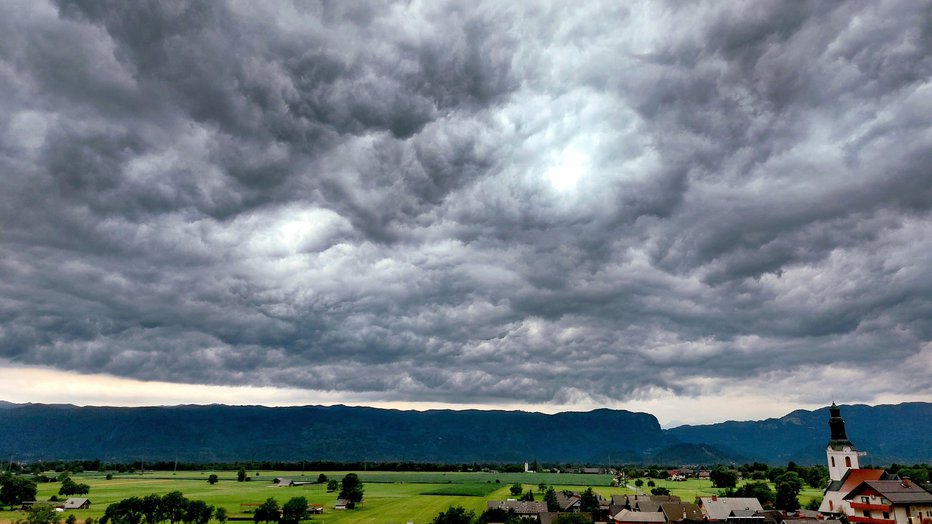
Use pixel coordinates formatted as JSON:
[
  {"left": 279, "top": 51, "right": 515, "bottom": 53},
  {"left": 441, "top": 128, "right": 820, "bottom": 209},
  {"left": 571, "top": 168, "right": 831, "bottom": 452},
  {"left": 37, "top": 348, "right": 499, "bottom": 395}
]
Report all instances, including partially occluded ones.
[{"left": 843, "top": 478, "right": 932, "bottom": 524}]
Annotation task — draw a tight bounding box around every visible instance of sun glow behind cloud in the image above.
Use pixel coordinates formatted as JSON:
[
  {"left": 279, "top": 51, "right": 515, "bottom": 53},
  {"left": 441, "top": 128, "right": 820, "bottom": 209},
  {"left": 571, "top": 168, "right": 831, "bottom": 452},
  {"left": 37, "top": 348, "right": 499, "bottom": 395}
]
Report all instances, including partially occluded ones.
[{"left": 545, "top": 146, "right": 589, "bottom": 192}]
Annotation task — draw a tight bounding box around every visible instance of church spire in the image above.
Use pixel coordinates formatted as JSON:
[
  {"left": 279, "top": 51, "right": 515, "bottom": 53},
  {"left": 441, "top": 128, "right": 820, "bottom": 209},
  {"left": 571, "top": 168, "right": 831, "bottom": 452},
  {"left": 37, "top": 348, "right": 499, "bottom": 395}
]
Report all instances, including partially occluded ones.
[
  {"left": 828, "top": 402, "right": 849, "bottom": 442},
  {"left": 826, "top": 403, "right": 860, "bottom": 482}
]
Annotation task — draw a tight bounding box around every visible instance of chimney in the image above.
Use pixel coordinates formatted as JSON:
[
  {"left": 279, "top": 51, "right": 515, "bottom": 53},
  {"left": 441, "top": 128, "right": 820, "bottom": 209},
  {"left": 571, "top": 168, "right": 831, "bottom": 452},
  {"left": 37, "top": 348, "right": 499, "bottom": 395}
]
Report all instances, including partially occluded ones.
[
  {"left": 902, "top": 476, "right": 911, "bottom": 488},
  {"left": 711, "top": 496, "right": 718, "bottom": 502}
]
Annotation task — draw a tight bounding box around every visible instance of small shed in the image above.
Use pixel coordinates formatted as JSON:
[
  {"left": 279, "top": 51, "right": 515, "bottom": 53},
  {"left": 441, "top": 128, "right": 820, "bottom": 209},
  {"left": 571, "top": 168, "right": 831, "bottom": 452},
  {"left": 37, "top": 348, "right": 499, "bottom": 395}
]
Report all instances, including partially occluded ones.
[{"left": 63, "top": 499, "right": 91, "bottom": 510}]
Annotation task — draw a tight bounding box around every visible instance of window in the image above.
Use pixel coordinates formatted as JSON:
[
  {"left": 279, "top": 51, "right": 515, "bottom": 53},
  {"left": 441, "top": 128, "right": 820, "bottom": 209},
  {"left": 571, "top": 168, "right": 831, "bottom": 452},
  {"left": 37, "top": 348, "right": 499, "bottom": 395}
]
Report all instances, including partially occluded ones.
[
  {"left": 882, "top": 512, "right": 889, "bottom": 519},
  {"left": 863, "top": 511, "right": 870, "bottom": 517},
  {"left": 862, "top": 497, "right": 870, "bottom": 503},
  {"left": 846, "top": 456, "right": 852, "bottom": 467},
  {"left": 832, "top": 457, "right": 836, "bottom": 467}
]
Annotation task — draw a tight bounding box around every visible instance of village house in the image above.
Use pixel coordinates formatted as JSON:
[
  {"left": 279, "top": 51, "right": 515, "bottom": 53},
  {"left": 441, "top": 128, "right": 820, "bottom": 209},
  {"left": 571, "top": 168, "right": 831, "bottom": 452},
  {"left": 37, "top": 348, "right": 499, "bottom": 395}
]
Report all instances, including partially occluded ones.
[
  {"left": 843, "top": 478, "right": 932, "bottom": 524},
  {"left": 613, "top": 509, "right": 668, "bottom": 524},
  {"left": 556, "top": 492, "right": 582, "bottom": 512},
  {"left": 62, "top": 498, "right": 91, "bottom": 510},
  {"left": 660, "top": 502, "right": 704, "bottom": 524},
  {"left": 608, "top": 494, "right": 699, "bottom": 524},
  {"left": 698, "top": 496, "right": 764, "bottom": 522},
  {"left": 486, "top": 500, "right": 547, "bottom": 518}
]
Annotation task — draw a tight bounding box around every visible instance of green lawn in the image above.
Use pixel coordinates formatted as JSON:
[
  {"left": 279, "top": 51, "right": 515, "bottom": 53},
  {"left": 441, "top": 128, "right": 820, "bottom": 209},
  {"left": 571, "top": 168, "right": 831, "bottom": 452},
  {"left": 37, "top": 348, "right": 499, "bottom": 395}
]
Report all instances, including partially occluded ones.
[
  {"left": 0, "top": 471, "right": 824, "bottom": 524},
  {"left": 634, "top": 477, "right": 823, "bottom": 506},
  {"left": 0, "top": 471, "right": 622, "bottom": 524}
]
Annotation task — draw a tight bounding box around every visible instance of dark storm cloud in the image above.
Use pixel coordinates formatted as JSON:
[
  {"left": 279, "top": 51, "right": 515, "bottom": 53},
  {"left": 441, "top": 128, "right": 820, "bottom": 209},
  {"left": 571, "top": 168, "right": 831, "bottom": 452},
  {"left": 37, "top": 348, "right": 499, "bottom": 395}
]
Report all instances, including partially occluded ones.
[{"left": 0, "top": 0, "right": 929, "bottom": 407}]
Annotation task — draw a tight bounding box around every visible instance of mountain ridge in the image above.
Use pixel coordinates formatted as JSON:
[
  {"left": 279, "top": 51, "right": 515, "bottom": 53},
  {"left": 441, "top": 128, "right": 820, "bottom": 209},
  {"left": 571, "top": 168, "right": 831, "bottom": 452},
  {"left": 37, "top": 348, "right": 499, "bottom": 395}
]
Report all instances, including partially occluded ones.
[{"left": 0, "top": 401, "right": 928, "bottom": 464}]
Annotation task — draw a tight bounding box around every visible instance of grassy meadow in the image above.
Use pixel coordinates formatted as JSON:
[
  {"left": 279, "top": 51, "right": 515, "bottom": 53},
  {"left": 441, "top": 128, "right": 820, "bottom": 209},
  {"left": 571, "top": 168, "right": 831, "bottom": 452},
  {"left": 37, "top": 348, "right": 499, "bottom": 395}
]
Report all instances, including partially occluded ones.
[
  {"left": 0, "top": 470, "right": 624, "bottom": 524},
  {"left": 0, "top": 471, "right": 823, "bottom": 524}
]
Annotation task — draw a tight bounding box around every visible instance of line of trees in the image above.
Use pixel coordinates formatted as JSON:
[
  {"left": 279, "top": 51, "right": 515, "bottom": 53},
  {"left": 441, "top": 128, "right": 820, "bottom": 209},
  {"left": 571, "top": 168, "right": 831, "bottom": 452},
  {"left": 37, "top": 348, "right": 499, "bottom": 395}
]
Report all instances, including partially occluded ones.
[
  {"left": 251, "top": 497, "right": 309, "bottom": 524},
  {"left": 100, "top": 491, "right": 218, "bottom": 524},
  {"left": 59, "top": 478, "right": 91, "bottom": 496},
  {"left": 6, "top": 460, "right": 930, "bottom": 484}
]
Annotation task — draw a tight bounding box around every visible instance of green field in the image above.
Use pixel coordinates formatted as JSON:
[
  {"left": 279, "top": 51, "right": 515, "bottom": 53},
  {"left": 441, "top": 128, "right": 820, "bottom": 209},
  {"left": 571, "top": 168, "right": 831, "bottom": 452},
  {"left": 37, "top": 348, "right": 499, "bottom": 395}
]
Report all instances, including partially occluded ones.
[
  {"left": 0, "top": 471, "right": 627, "bottom": 524},
  {"left": 625, "top": 477, "right": 823, "bottom": 507},
  {"left": 0, "top": 471, "right": 823, "bottom": 524}
]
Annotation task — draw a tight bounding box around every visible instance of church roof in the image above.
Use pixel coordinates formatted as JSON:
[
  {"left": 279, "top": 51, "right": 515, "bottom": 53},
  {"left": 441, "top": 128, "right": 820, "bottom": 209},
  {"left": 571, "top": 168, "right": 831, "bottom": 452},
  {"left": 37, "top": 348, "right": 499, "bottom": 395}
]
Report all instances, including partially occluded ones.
[{"left": 825, "top": 469, "right": 889, "bottom": 494}]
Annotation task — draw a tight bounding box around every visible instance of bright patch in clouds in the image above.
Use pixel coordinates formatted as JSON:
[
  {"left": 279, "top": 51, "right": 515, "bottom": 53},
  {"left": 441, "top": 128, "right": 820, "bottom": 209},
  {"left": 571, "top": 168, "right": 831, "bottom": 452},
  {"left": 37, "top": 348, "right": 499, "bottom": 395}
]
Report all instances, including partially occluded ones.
[{"left": 546, "top": 147, "right": 589, "bottom": 192}]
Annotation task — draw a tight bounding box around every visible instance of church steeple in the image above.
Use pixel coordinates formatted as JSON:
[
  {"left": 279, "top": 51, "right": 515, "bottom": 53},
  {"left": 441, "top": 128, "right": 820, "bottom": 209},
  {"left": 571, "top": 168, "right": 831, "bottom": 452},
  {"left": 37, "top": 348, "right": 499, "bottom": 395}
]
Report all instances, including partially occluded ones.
[
  {"left": 828, "top": 402, "right": 850, "bottom": 444},
  {"left": 826, "top": 403, "right": 860, "bottom": 481}
]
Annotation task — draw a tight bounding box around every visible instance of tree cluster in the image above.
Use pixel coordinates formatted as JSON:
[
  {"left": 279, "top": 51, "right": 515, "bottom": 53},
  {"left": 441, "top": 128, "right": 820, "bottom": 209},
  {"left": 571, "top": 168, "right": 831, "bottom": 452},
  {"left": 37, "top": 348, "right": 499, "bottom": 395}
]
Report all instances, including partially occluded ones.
[
  {"left": 1, "top": 474, "right": 38, "bottom": 509},
  {"left": 724, "top": 481, "right": 775, "bottom": 505},
  {"left": 251, "top": 495, "right": 314, "bottom": 524},
  {"left": 100, "top": 491, "right": 214, "bottom": 524},
  {"left": 774, "top": 472, "right": 803, "bottom": 511},
  {"left": 59, "top": 478, "right": 91, "bottom": 496},
  {"left": 710, "top": 467, "right": 738, "bottom": 488},
  {"left": 337, "top": 473, "right": 364, "bottom": 506}
]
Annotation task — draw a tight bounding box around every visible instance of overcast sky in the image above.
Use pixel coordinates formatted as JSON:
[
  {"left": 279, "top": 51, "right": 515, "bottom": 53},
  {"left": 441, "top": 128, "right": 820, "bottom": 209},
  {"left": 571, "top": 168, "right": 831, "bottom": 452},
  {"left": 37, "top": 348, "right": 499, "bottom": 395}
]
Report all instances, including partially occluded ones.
[{"left": 0, "top": 0, "right": 930, "bottom": 426}]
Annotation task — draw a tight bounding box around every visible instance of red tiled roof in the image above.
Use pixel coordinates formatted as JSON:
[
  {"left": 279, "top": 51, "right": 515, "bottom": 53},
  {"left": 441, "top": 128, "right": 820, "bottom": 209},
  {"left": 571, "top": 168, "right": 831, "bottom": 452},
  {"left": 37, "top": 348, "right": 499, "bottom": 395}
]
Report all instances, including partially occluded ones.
[{"left": 840, "top": 469, "right": 887, "bottom": 495}]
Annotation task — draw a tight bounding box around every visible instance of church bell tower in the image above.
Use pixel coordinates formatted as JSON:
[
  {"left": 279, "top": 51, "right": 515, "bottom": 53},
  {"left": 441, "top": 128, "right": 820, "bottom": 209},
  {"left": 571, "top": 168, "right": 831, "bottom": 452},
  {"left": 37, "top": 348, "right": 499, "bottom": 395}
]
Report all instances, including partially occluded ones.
[{"left": 826, "top": 403, "right": 860, "bottom": 481}]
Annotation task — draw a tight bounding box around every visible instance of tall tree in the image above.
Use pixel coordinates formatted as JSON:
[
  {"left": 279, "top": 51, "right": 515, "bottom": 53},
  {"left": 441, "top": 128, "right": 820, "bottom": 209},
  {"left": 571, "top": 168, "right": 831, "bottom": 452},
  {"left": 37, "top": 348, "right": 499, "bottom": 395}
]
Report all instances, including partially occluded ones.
[
  {"left": 1, "top": 475, "right": 38, "bottom": 510},
  {"left": 140, "top": 493, "right": 163, "bottom": 524},
  {"left": 579, "top": 487, "right": 599, "bottom": 513},
  {"left": 184, "top": 500, "right": 214, "bottom": 524},
  {"left": 281, "top": 497, "right": 308, "bottom": 524},
  {"left": 338, "top": 474, "right": 364, "bottom": 506},
  {"left": 774, "top": 472, "right": 802, "bottom": 511},
  {"left": 253, "top": 498, "right": 279, "bottom": 524},
  {"left": 161, "top": 491, "right": 189, "bottom": 524},
  {"left": 544, "top": 487, "right": 559, "bottom": 512}
]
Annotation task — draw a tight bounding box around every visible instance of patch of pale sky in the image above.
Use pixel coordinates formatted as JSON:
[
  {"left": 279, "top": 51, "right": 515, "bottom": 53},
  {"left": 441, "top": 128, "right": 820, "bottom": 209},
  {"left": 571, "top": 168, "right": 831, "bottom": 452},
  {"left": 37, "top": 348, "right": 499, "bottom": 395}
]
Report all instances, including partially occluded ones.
[{"left": 2, "top": 362, "right": 928, "bottom": 428}]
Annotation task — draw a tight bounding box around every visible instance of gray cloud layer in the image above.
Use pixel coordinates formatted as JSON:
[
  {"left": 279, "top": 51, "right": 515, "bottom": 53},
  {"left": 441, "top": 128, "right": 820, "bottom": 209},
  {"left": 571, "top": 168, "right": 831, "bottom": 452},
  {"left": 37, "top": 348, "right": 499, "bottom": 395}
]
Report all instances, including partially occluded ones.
[{"left": 1, "top": 0, "right": 930, "bottom": 407}]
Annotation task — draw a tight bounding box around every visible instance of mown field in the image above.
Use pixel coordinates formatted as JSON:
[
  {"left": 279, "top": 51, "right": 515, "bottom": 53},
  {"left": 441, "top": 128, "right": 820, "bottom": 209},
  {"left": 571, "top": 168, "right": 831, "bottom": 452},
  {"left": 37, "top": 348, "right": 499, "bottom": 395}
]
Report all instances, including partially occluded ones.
[
  {"left": 0, "top": 471, "right": 623, "bottom": 524},
  {"left": 0, "top": 471, "right": 822, "bottom": 524},
  {"left": 623, "top": 477, "right": 823, "bottom": 506}
]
